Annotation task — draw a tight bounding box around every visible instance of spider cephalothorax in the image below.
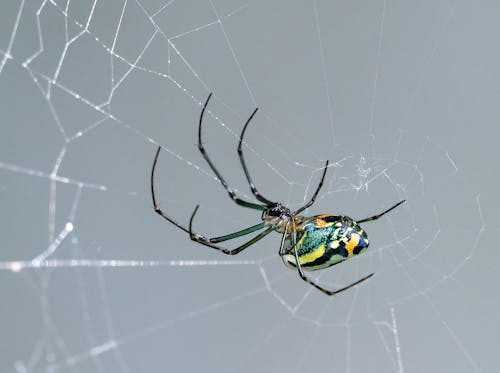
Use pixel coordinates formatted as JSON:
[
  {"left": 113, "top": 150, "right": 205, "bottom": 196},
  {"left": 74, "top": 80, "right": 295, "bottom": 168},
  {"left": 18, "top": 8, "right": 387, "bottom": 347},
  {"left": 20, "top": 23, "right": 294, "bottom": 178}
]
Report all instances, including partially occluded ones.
[
  {"left": 151, "top": 93, "right": 405, "bottom": 296},
  {"left": 261, "top": 203, "right": 294, "bottom": 230}
]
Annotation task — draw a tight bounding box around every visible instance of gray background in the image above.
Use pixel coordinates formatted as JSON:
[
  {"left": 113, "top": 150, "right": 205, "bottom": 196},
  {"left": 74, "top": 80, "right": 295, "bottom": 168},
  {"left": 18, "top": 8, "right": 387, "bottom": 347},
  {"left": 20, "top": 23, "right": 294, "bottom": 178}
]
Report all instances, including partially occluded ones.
[{"left": 1, "top": 0, "right": 499, "bottom": 372}]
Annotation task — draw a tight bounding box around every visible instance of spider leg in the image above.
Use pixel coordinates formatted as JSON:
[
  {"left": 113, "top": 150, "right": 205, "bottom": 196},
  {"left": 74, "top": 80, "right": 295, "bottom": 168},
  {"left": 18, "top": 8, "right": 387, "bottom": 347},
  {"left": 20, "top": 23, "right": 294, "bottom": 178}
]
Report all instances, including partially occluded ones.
[
  {"left": 294, "top": 160, "right": 329, "bottom": 215},
  {"left": 357, "top": 199, "right": 406, "bottom": 223},
  {"left": 189, "top": 205, "right": 273, "bottom": 255},
  {"left": 151, "top": 146, "right": 190, "bottom": 234},
  {"left": 152, "top": 147, "right": 267, "bottom": 243},
  {"left": 285, "top": 221, "right": 373, "bottom": 296},
  {"left": 208, "top": 221, "right": 266, "bottom": 243},
  {"left": 198, "top": 93, "right": 265, "bottom": 211},
  {"left": 237, "top": 107, "right": 275, "bottom": 205},
  {"left": 278, "top": 222, "right": 291, "bottom": 256}
]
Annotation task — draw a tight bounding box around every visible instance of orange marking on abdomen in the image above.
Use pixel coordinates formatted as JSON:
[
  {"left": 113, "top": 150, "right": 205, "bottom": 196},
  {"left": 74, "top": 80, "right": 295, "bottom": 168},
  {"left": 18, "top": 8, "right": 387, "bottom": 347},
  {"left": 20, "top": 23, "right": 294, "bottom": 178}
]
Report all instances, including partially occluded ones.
[
  {"left": 314, "top": 215, "right": 337, "bottom": 228},
  {"left": 345, "top": 233, "right": 360, "bottom": 256}
]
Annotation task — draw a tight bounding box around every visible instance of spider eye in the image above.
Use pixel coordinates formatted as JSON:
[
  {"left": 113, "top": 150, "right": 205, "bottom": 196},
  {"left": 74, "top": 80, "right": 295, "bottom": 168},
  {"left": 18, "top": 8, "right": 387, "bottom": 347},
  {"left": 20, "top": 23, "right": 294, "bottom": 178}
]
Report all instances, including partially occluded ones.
[
  {"left": 264, "top": 203, "right": 285, "bottom": 218},
  {"left": 268, "top": 209, "right": 281, "bottom": 217},
  {"left": 262, "top": 206, "right": 280, "bottom": 220}
]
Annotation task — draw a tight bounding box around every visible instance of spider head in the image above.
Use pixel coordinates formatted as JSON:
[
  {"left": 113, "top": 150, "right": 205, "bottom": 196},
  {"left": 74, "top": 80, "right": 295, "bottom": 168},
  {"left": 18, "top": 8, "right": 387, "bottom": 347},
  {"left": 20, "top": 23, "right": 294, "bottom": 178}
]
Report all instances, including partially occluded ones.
[{"left": 262, "top": 203, "right": 293, "bottom": 228}]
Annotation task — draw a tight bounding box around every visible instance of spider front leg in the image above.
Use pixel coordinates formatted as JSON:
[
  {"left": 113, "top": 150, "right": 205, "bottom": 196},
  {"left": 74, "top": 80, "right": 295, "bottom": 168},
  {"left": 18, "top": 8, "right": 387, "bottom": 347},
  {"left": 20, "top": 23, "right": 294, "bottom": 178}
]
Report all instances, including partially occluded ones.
[
  {"left": 188, "top": 205, "right": 274, "bottom": 255},
  {"left": 294, "top": 160, "right": 329, "bottom": 215},
  {"left": 152, "top": 146, "right": 270, "bottom": 251},
  {"left": 151, "top": 146, "right": 191, "bottom": 234},
  {"left": 197, "top": 93, "right": 265, "bottom": 211},
  {"left": 237, "top": 107, "right": 275, "bottom": 205},
  {"left": 285, "top": 223, "right": 373, "bottom": 296}
]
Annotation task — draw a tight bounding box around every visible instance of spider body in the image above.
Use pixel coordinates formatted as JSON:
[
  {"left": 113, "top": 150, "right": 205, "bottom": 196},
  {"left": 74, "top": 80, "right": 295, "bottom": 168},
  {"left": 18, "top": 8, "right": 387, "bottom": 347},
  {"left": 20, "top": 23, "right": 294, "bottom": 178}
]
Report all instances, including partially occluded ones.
[{"left": 151, "top": 93, "right": 405, "bottom": 296}]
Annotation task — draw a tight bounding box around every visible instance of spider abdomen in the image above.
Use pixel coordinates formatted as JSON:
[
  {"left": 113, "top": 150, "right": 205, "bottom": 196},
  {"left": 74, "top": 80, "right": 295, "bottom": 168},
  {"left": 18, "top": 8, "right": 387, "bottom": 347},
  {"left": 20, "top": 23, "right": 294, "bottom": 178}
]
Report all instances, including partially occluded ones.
[{"left": 281, "top": 215, "right": 369, "bottom": 271}]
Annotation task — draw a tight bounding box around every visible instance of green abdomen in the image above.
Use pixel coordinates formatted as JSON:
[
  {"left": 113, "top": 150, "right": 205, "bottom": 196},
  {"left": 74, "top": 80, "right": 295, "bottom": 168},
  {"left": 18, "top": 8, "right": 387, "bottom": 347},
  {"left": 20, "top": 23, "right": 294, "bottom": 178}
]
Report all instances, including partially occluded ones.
[
  {"left": 282, "top": 225, "right": 346, "bottom": 271},
  {"left": 281, "top": 217, "right": 369, "bottom": 271}
]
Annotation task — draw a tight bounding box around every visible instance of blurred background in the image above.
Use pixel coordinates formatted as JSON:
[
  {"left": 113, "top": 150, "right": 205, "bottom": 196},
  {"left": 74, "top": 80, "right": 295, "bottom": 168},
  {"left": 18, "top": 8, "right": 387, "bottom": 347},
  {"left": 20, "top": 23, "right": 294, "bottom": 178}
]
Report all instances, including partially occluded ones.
[{"left": 1, "top": 0, "right": 499, "bottom": 372}]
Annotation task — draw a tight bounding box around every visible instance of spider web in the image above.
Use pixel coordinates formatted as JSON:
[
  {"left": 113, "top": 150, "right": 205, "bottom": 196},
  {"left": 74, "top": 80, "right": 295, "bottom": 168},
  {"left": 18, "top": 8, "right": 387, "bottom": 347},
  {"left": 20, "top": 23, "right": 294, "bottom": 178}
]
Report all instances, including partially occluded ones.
[{"left": 1, "top": 1, "right": 499, "bottom": 372}]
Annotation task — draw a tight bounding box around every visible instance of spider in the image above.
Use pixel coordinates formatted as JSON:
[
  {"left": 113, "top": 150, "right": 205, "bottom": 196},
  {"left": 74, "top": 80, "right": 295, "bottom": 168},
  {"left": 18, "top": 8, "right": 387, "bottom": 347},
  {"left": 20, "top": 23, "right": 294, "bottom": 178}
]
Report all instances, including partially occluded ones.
[{"left": 151, "top": 93, "right": 405, "bottom": 296}]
